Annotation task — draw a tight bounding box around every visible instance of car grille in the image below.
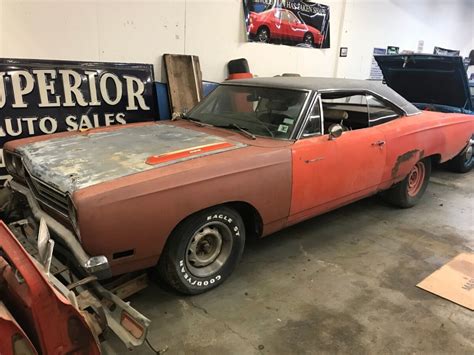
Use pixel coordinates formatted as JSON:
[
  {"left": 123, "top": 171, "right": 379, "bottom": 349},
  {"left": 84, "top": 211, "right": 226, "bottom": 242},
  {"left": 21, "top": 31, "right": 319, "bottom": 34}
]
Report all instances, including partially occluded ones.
[{"left": 24, "top": 170, "right": 69, "bottom": 217}]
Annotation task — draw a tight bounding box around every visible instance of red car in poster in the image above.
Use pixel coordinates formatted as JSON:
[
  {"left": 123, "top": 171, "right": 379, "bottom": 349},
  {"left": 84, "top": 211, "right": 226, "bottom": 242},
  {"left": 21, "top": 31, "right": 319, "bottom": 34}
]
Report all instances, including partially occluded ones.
[{"left": 248, "top": 8, "right": 324, "bottom": 47}]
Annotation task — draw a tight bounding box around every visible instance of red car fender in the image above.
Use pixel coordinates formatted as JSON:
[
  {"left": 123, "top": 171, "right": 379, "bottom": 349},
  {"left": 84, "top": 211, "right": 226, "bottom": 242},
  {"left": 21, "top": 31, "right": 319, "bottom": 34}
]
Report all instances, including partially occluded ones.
[
  {"left": 0, "top": 301, "right": 37, "bottom": 355},
  {"left": 0, "top": 221, "right": 100, "bottom": 355}
]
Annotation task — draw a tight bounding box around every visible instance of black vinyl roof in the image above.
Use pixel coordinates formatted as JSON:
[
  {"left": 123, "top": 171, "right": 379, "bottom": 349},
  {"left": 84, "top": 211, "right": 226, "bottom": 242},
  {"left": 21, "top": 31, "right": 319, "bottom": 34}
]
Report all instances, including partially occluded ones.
[{"left": 225, "top": 77, "right": 420, "bottom": 116}]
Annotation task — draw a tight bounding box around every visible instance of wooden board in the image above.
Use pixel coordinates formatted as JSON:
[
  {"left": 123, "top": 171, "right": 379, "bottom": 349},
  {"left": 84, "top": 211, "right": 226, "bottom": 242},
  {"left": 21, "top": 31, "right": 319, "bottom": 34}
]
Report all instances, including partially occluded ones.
[
  {"left": 417, "top": 253, "right": 474, "bottom": 310},
  {"left": 163, "top": 54, "right": 203, "bottom": 117}
]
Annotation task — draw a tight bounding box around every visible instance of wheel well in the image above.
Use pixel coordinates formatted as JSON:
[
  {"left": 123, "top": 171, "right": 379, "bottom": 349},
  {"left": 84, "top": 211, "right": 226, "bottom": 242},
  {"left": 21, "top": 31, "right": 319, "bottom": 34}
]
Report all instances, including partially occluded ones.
[
  {"left": 167, "top": 202, "right": 264, "bottom": 248},
  {"left": 223, "top": 201, "right": 263, "bottom": 241},
  {"left": 428, "top": 154, "right": 442, "bottom": 166},
  {"left": 257, "top": 25, "right": 269, "bottom": 34},
  {"left": 304, "top": 31, "right": 313, "bottom": 38}
]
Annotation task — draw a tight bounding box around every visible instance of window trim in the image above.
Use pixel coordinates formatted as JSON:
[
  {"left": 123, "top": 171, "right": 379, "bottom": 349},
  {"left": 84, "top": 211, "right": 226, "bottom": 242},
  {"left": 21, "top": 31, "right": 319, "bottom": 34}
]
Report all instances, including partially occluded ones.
[
  {"left": 365, "top": 93, "right": 401, "bottom": 125},
  {"left": 295, "top": 89, "right": 405, "bottom": 140},
  {"left": 318, "top": 89, "right": 406, "bottom": 118},
  {"left": 295, "top": 93, "right": 324, "bottom": 139}
]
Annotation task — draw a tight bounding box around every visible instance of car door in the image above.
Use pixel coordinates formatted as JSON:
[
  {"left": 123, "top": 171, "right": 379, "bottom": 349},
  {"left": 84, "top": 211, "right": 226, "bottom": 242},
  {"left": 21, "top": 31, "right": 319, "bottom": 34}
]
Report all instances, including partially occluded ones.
[
  {"left": 289, "top": 93, "right": 387, "bottom": 224},
  {"left": 271, "top": 9, "right": 285, "bottom": 38},
  {"left": 286, "top": 11, "right": 305, "bottom": 41}
]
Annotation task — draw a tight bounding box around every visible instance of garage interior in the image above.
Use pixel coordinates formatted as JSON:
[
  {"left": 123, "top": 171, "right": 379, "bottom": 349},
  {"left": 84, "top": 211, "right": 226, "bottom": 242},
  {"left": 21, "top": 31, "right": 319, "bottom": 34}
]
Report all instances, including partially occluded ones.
[
  {"left": 105, "top": 169, "right": 472, "bottom": 354},
  {"left": 0, "top": 0, "right": 473, "bottom": 354}
]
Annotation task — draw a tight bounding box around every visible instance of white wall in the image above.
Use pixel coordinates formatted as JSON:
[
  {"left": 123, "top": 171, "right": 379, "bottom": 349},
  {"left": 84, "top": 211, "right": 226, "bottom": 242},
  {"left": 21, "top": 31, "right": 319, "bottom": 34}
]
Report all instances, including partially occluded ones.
[
  {"left": 0, "top": 0, "right": 472, "bottom": 81},
  {"left": 336, "top": 0, "right": 474, "bottom": 79}
]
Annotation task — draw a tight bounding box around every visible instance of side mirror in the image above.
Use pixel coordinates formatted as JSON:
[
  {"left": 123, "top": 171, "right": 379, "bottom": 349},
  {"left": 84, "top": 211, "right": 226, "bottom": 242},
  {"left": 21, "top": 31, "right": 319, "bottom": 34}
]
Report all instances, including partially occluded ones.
[{"left": 328, "top": 124, "right": 343, "bottom": 140}]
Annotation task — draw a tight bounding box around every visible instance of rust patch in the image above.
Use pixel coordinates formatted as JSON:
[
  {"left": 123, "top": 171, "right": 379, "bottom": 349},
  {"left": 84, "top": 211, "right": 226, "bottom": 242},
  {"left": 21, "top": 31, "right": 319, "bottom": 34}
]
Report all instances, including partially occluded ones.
[{"left": 391, "top": 149, "right": 422, "bottom": 178}]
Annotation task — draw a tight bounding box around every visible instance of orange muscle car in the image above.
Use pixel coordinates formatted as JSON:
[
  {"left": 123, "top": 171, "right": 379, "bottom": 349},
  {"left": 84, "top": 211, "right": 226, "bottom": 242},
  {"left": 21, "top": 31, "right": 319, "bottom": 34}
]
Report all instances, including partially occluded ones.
[{"left": 3, "top": 77, "right": 473, "bottom": 295}]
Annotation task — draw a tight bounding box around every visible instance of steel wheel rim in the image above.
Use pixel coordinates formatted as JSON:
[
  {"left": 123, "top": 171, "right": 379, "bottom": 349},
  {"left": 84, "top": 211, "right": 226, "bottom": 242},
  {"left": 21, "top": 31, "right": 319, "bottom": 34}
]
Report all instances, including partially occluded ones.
[
  {"left": 304, "top": 34, "right": 312, "bottom": 44},
  {"left": 185, "top": 221, "right": 233, "bottom": 278},
  {"left": 407, "top": 162, "right": 425, "bottom": 197},
  {"left": 465, "top": 146, "right": 473, "bottom": 165},
  {"left": 258, "top": 29, "right": 269, "bottom": 42}
]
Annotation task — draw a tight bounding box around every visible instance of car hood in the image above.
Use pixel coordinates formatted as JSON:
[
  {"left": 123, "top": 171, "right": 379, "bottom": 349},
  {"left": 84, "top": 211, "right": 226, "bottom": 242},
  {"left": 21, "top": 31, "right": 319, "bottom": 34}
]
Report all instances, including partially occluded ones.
[
  {"left": 374, "top": 54, "right": 472, "bottom": 111},
  {"left": 17, "top": 124, "right": 246, "bottom": 194}
]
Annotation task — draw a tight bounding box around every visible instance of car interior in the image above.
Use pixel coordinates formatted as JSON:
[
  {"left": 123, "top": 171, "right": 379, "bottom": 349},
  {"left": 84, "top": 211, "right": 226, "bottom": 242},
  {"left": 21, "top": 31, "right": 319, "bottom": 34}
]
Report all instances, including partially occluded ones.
[{"left": 320, "top": 92, "right": 400, "bottom": 133}]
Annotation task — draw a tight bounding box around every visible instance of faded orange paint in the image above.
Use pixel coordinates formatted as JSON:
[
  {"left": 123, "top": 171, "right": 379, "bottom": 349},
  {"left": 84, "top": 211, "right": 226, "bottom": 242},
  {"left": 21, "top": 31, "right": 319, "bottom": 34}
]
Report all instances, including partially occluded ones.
[
  {"left": 289, "top": 111, "right": 472, "bottom": 226},
  {"left": 4, "top": 111, "right": 473, "bottom": 277}
]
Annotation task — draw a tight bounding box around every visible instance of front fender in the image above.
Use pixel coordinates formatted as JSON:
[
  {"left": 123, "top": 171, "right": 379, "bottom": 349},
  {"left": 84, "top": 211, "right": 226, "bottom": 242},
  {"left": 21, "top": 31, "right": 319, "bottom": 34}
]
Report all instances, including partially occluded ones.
[{"left": 75, "top": 145, "right": 292, "bottom": 275}]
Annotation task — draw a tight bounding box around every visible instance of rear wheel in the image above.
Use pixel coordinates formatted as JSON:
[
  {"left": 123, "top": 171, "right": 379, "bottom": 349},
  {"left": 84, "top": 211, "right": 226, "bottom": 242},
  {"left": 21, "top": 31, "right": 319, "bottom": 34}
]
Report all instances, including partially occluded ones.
[
  {"left": 448, "top": 143, "right": 473, "bottom": 173},
  {"left": 256, "top": 27, "right": 270, "bottom": 43},
  {"left": 303, "top": 33, "right": 314, "bottom": 46},
  {"left": 158, "top": 207, "right": 245, "bottom": 295},
  {"left": 382, "top": 158, "right": 431, "bottom": 208}
]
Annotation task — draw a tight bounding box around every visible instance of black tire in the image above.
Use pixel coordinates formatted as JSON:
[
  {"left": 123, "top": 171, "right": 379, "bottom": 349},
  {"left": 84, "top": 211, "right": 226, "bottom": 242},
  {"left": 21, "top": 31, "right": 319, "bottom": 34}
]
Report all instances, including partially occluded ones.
[
  {"left": 382, "top": 158, "right": 431, "bottom": 208},
  {"left": 447, "top": 143, "right": 473, "bottom": 173},
  {"left": 158, "top": 207, "right": 245, "bottom": 295},
  {"left": 303, "top": 33, "right": 314, "bottom": 46},
  {"left": 256, "top": 27, "right": 270, "bottom": 43}
]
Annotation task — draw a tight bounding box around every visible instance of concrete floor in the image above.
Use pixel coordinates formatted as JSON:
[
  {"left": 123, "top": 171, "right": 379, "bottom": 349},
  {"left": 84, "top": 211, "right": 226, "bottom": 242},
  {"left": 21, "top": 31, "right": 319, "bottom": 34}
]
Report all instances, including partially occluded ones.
[{"left": 106, "top": 168, "right": 473, "bottom": 354}]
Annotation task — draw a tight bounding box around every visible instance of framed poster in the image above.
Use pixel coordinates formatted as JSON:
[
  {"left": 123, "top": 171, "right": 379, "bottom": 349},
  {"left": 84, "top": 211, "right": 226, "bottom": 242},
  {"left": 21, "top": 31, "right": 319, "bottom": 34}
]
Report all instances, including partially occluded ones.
[{"left": 243, "top": 0, "right": 330, "bottom": 49}]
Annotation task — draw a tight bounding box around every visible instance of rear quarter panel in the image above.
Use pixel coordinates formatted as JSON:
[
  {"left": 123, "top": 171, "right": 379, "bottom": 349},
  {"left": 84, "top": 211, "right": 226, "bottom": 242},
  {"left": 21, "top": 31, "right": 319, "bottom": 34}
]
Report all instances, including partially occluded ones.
[
  {"left": 74, "top": 145, "right": 292, "bottom": 275},
  {"left": 379, "top": 111, "right": 473, "bottom": 188}
]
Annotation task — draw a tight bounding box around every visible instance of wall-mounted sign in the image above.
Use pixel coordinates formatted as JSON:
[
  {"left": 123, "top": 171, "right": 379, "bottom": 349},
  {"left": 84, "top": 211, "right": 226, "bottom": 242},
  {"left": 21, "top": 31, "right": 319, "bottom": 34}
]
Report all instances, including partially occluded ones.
[
  {"left": 369, "top": 48, "right": 387, "bottom": 80},
  {"left": 433, "top": 46, "right": 460, "bottom": 56},
  {"left": 243, "top": 0, "right": 330, "bottom": 49},
  {"left": 387, "top": 46, "right": 399, "bottom": 55},
  {"left": 0, "top": 58, "right": 157, "bottom": 180},
  {"left": 417, "top": 40, "right": 424, "bottom": 53}
]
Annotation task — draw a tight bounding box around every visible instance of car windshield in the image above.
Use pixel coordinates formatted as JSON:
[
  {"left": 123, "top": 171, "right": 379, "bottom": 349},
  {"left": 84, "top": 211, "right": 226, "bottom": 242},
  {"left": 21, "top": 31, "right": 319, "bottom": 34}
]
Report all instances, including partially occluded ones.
[{"left": 187, "top": 85, "right": 308, "bottom": 139}]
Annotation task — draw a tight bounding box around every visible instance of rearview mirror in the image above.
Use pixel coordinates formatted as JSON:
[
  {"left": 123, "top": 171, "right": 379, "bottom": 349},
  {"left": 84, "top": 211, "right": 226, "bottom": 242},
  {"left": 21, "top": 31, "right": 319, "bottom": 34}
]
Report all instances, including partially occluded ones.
[
  {"left": 328, "top": 124, "right": 343, "bottom": 140},
  {"left": 247, "top": 94, "right": 259, "bottom": 102}
]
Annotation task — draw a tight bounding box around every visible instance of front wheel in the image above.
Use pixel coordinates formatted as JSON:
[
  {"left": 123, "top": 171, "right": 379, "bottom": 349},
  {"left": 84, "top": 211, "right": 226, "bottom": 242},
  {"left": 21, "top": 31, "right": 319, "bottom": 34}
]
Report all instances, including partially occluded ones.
[
  {"left": 448, "top": 143, "right": 473, "bottom": 173},
  {"left": 158, "top": 207, "right": 245, "bottom": 295},
  {"left": 382, "top": 158, "right": 431, "bottom": 208}
]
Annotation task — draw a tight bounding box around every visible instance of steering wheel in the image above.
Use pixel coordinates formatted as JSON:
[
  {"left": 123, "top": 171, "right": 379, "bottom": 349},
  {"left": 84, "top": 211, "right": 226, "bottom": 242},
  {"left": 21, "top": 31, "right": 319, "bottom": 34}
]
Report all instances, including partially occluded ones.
[{"left": 254, "top": 115, "right": 275, "bottom": 137}]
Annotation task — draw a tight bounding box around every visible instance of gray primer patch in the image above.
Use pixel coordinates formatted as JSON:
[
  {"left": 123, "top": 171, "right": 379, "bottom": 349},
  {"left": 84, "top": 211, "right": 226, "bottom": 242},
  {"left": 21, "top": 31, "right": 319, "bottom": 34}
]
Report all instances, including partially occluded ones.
[{"left": 18, "top": 124, "right": 245, "bottom": 193}]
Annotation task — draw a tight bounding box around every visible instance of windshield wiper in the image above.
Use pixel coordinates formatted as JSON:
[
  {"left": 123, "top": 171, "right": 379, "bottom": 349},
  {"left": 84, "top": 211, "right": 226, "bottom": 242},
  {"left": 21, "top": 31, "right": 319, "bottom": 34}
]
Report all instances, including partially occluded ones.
[
  {"left": 181, "top": 113, "right": 212, "bottom": 127},
  {"left": 215, "top": 123, "right": 257, "bottom": 140}
]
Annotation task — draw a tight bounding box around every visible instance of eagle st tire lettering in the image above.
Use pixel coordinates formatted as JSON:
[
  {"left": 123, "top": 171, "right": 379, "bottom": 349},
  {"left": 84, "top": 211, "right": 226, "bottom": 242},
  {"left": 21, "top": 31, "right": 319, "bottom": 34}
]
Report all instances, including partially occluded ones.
[{"left": 160, "top": 206, "right": 246, "bottom": 295}]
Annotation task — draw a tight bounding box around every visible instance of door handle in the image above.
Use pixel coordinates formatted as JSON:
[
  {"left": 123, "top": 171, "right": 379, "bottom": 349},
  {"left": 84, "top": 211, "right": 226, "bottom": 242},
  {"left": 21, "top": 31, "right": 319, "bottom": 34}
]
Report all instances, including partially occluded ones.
[
  {"left": 305, "top": 157, "right": 325, "bottom": 164},
  {"left": 372, "top": 140, "right": 386, "bottom": 147}
]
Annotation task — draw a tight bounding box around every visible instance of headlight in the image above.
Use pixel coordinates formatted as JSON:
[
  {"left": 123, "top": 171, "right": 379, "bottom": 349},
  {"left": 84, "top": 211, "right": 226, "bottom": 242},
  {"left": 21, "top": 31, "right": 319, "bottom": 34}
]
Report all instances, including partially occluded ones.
[
  {"left": 4, "top": 151, "right": 25, "bottom": 179},
  {"left": 68, "top": 197, "right": 81, "bottom": 239}
]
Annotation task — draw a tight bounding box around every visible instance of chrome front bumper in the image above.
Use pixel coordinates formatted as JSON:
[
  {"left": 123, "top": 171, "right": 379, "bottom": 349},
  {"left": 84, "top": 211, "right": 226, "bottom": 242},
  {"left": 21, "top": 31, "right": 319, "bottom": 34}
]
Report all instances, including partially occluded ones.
[{"left": 9, "top": 180, "right": 112, "bottom": 279}]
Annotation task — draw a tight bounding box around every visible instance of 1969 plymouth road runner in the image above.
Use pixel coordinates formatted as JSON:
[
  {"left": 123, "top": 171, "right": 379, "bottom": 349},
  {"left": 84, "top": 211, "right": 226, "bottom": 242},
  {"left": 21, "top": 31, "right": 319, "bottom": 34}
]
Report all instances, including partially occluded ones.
[{"left": 4, "top": 77, "right": 473, "bottom": 295}]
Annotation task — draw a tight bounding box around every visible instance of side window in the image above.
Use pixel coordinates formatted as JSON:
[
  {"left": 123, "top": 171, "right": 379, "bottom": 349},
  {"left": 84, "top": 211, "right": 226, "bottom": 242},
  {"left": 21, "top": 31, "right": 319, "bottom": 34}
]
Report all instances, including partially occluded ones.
[
  {"left": 303, "top": 97, "right": 322, "bottom": 137},
  {"left": 322, "top": 92, "right": 368, "bottom": 132},
  {"left": 366, "top": 95, "right": 400, "bottom": 124},
  {"left": 287, "top": 12, "right": 300, "bottom": 24}
]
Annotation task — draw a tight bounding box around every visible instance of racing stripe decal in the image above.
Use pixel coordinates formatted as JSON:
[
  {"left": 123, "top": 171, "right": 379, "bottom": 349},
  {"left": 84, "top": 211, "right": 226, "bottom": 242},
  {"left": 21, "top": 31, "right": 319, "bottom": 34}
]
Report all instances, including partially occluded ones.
[{"left": 145, "top": 142, "right": 234, "bottom": 165}]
